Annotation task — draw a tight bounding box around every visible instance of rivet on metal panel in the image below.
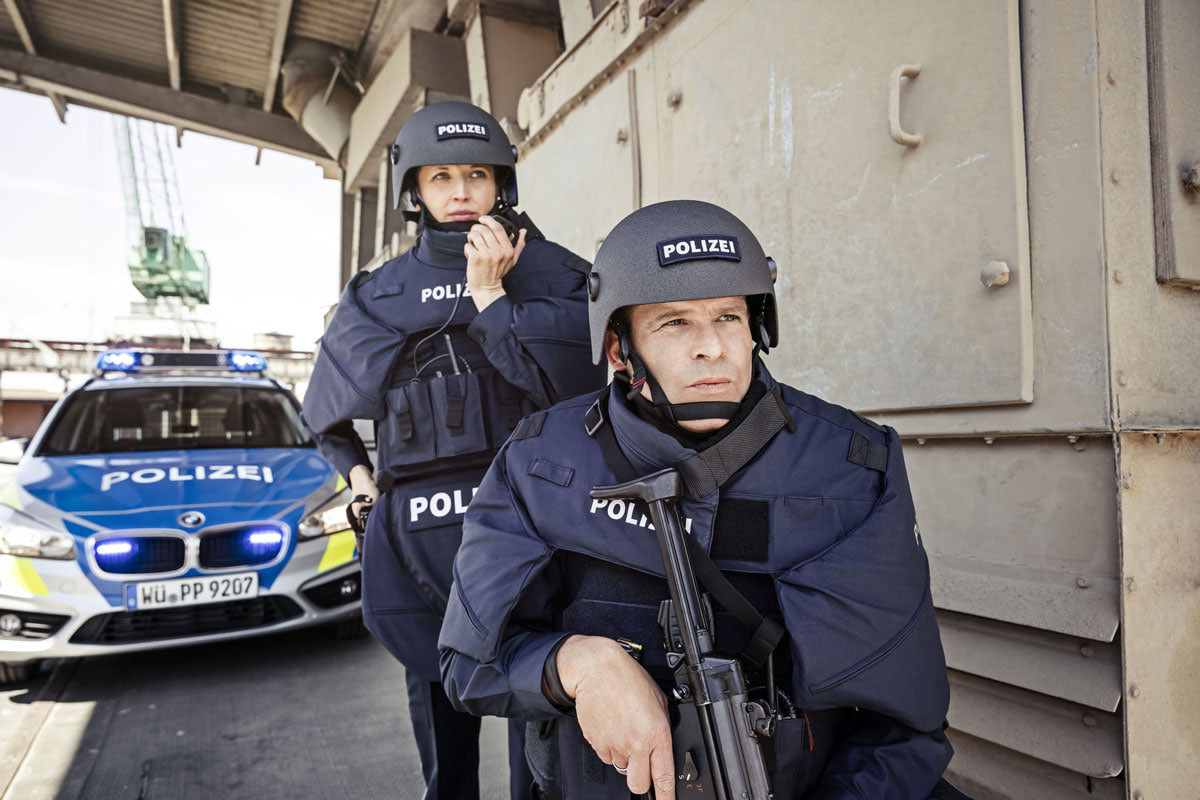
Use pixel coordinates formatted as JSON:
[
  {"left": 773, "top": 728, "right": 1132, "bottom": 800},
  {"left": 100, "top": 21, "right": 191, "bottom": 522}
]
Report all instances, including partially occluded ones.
[
  {"left": 1126, "top": 576, "right": 1138, "bottom": 593},
  {"left": 1076, "top": 576, "right": 1090, "bottom": 589},
  {"left": 983, "top": 437, "right": 995, "bottom": 446},
  {"left": 916, "top": 438, "right": 926, "bottom": 445},
  {"left": 980, "top": 261, "right": 1010, "bottom": 288},
  {"left": 1116, "top": 371, "right": 1128, "bottom": 387},
  {"left": 1113, "top": 270, "right": 1122, "bottom": 284},
  {"left": 666, "top": 88, "right": 683, "bottom": 109},
  {"left": 1066, "top": 435, "right": 1078, "bottom": 444},
  {"left": 1079, "top": 645, "right": 1094, "bottom": 657},
  {"left": 1082, "top": 714, "right": 1098, "bottom": 728},
  {"left": 617, "top": 128, "right": 629, "bottom": 144},
  {"left": 1129, "top": 684, "right": 1140, "bottom": 698}
]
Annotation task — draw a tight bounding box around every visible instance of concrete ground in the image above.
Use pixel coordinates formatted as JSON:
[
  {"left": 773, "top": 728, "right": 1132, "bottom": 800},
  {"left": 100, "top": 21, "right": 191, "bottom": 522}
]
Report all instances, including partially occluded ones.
[{"left": 0, "top": 627, "right": 510, "bottom": 799}]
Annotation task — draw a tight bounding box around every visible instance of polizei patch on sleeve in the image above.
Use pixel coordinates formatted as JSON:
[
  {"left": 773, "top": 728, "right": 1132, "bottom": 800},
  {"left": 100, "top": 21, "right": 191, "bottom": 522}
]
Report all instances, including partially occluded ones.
[
  {"left": 435, "top": 122, "right": 490, "bottom": 141},
  {"left": 657, "top": 235, "right": 741, "bottom": 266}
]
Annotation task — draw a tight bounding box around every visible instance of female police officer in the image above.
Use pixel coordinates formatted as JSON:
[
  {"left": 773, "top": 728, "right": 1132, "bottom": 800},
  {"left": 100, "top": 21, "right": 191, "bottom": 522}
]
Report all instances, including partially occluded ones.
[
  {"left": 439, "top": 200, "right": 968, "bottom": 799},
  {"left": 302, "top": 101, "right": 604, "bottom": 800}
]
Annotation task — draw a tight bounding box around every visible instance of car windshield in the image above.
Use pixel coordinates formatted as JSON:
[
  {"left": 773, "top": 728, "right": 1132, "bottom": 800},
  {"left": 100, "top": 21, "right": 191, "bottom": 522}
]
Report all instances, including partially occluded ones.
[{"left": 39, "top": 385, "right": 314, "bottom": 455}]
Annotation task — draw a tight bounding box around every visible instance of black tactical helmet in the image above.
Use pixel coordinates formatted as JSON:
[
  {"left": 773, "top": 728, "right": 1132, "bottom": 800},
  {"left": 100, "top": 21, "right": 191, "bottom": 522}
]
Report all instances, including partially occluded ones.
[
  {"left": 588, "top": 200, "right": 778, "bottom": 365},
  {"left": 389, "top": 101, "right": 518, "bottom": 210}
]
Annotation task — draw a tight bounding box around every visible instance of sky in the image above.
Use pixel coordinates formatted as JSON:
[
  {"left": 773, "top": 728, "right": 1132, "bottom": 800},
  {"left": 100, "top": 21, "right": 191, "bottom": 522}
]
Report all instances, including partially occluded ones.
[{"left": 0, "top": 88, "right": 342, "bottom": 352}]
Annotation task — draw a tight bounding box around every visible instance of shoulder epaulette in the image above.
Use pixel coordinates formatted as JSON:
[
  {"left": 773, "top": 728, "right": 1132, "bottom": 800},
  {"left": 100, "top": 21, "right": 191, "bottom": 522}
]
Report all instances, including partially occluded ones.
[
  {"left": 511, "top": 412, "right": 547, "bottom": 441},
  {"left": 847, "top": 430, "right": 888, "bottom": 472}
]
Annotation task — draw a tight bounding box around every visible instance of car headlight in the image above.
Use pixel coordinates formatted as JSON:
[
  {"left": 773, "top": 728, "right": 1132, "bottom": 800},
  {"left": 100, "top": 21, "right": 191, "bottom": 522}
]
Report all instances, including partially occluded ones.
[
  {"left": 298, "top": 491, "right": 353, "bottom": 539},
  {"left": 0, "top": 521, "right": 76, "bottom": 559}
]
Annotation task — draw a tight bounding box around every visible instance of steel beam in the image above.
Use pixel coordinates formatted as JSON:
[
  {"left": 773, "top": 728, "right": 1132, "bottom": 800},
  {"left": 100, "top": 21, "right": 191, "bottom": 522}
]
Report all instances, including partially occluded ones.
[
  {"left": 161, "top": 0, "right": 182, "bottom": 90},
  {"left": 2, "top": 0, "right": 67, "bottom": 120},
  {"left": 0, "top": 48, "right": 333, "bottom": 168},
  {"left": 262, "top": 0, "right": 294, "bottom": 112},
  {"left": 343, "top": 28, "right": 469, "bottom": 192}
]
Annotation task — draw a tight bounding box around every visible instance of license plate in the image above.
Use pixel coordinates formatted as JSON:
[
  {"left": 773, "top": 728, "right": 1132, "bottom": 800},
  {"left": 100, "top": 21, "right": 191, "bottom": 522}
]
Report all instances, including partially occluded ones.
[{"left": 124, "top": 572, "right": 259, "bottom": 610}]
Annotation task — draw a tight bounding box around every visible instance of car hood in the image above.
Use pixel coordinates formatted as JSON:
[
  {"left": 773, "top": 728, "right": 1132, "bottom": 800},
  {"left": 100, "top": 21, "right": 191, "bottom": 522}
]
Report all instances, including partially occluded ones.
[{"left": 11, "top": 448, "right": 338, "bottom": 528}]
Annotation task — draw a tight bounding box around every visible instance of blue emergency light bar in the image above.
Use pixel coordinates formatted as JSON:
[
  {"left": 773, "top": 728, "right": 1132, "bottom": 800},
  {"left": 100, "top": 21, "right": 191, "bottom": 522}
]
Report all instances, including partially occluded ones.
[{"left": 94, "top": 349, "right": 268, "bottom": 375}]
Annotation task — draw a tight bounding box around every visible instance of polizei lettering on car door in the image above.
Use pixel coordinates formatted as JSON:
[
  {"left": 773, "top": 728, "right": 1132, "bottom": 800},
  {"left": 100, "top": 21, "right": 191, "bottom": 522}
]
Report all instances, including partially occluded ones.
[{"left": 100, "top": 465, "right": 275, "bottom": 491}]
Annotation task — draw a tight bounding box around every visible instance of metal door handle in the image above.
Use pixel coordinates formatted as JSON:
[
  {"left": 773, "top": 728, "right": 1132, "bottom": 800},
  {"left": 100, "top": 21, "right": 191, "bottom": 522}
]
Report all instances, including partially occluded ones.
[{"left": 889, "top": 64, "right": 922, "bottom": 147}]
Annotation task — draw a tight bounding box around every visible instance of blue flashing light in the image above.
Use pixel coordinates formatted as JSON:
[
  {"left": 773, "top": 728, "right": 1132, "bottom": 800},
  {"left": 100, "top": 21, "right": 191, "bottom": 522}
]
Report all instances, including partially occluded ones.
[
  {"left": 229, "top": 351, "right": 267, "bottom": 372},
  {"left": 95, "top": 351, "right": 139, "bottom": 373},
  {"left": 93, "top": 536, "right": 186, "bottom": 574},
  {"left": 96, "top": 540, "right": 133, "bottom": 556},
  {"left": 247, "top": 530, "right": 284, "bottom": 546}
]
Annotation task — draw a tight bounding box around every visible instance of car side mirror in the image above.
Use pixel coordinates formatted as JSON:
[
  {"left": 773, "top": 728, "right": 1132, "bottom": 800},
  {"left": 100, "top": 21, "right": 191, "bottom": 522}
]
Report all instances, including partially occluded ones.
[{"left": 0, "top": 438, "right": 29, "bottom": 465}]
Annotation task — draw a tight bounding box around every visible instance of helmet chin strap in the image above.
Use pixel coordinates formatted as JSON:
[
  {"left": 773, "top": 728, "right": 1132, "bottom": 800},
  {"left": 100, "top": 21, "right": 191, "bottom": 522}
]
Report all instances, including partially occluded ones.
[{"left": 618, "top": 332, "right": 740, "bottom": 424}]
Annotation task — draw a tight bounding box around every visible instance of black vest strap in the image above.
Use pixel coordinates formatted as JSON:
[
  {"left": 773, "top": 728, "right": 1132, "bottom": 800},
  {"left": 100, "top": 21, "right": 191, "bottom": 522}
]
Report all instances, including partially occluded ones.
[
  {"left": 584, "top": 391, "right": 787, "bottom": 670},
  {"left": 675, "top": 386, "right": 796, "bottom": 500}
]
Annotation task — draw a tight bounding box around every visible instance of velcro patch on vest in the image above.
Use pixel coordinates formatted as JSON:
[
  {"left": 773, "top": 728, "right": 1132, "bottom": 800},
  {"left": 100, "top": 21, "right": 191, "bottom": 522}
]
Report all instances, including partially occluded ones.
[
  {"left": 847, "top": 430, "right": 888, "bottom": 473},
  {"left": 657, "top": 234, "right": 741, "bottom": 266},
  {"left": 712, "top": 497, "right": 770, "bottom": 563},
  {"left": 511, "top": 412, "right": 545, "bottom": 441},
  {"left": 435, "top": 122, "right": 489, "bottom": 141}
]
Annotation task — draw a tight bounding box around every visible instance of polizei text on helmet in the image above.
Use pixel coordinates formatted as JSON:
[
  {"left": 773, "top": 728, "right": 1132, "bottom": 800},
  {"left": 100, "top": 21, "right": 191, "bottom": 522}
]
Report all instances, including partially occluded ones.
[
  {"left": 657, "top": 234, "right": 742, "bottom": 266},
  {"left": 436, "top": 122, "right": 490, "bottom": 141}
]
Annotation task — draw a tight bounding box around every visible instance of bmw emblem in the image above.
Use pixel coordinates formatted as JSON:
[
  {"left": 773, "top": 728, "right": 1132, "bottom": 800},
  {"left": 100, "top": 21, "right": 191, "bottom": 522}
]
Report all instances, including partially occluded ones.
[{"left": 178, "top": 511, "right": 206, "bottom": 528}]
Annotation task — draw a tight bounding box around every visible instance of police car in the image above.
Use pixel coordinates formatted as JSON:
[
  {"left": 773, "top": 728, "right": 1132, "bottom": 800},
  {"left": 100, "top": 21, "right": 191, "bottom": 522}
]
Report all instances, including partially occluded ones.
[{"left": 0, "top": 349, "right": 361, "bottom": 683}]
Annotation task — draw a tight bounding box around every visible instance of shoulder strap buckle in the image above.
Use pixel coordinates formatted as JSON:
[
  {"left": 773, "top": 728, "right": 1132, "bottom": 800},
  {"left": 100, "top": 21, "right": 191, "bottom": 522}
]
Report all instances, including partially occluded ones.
[{"left": 584, "top": 397, "right": 605, "bottom": 437}]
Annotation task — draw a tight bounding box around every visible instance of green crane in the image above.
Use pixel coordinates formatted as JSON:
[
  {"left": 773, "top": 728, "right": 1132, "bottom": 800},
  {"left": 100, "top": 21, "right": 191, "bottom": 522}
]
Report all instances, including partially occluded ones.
[{"left": 113, "top": 117, "right": 211, "bottom": 306}]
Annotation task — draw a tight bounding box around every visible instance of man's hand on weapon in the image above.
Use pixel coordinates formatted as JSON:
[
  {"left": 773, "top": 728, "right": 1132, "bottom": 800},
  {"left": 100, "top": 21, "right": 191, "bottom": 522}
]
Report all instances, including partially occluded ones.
[{"left": 556, "top": 634, "right": 677, "bottom": 799}]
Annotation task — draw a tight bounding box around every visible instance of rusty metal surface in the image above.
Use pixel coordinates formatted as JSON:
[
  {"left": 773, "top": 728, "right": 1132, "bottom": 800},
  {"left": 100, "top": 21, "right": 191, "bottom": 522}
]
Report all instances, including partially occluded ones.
[{"left": 1116, "top": 432, "right": 1200, "bottom": 799}]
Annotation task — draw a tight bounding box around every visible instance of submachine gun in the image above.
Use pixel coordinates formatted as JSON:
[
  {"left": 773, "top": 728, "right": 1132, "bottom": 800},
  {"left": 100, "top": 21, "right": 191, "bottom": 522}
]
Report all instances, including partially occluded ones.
[{"left": 590, "top": 468, "right": 781, "bottom": 800}]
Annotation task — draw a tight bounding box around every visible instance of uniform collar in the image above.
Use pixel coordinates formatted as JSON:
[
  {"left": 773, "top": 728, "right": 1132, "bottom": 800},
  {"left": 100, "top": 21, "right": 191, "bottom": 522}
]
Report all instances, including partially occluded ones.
[
  {"left": 607, "top": 360, "right": 779, "bottom": 475},
  {"left": 414, "top": 225, "right": 468, "bottom": 270}
]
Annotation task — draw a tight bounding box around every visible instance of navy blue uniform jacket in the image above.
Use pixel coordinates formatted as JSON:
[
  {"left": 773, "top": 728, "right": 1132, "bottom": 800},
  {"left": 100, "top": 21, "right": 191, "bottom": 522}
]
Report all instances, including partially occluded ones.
[
  {"left": 302, "top": 225, "right": 605, "bottom": 679},
  {"left": 439, "top": 366, "right": 954, "bottom": 798}
]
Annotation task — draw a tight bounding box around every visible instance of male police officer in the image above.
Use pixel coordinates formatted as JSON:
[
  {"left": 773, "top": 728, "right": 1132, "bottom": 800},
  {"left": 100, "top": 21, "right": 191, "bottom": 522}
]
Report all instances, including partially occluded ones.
[
  {"left": 302, "top": 101, "right": 605, "bottom": 800},
  {"left": 439, "top": 200, "right": 966, "bottom": 798}
]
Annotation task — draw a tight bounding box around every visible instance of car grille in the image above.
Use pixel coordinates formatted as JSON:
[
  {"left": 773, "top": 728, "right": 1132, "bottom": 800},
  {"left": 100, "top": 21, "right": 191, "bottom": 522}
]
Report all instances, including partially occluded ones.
[
  {"left": 93, "top": 536, "right": 186, "bottom": 575},
  {"left": 0, "top": 609, "right": 70, "bottom": 641},
  {"left": 198, "top": 526, "right": 286, "bottom": 569},
  {"left": 69, "top": 596, "right": 303, "bottom": 644}
]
